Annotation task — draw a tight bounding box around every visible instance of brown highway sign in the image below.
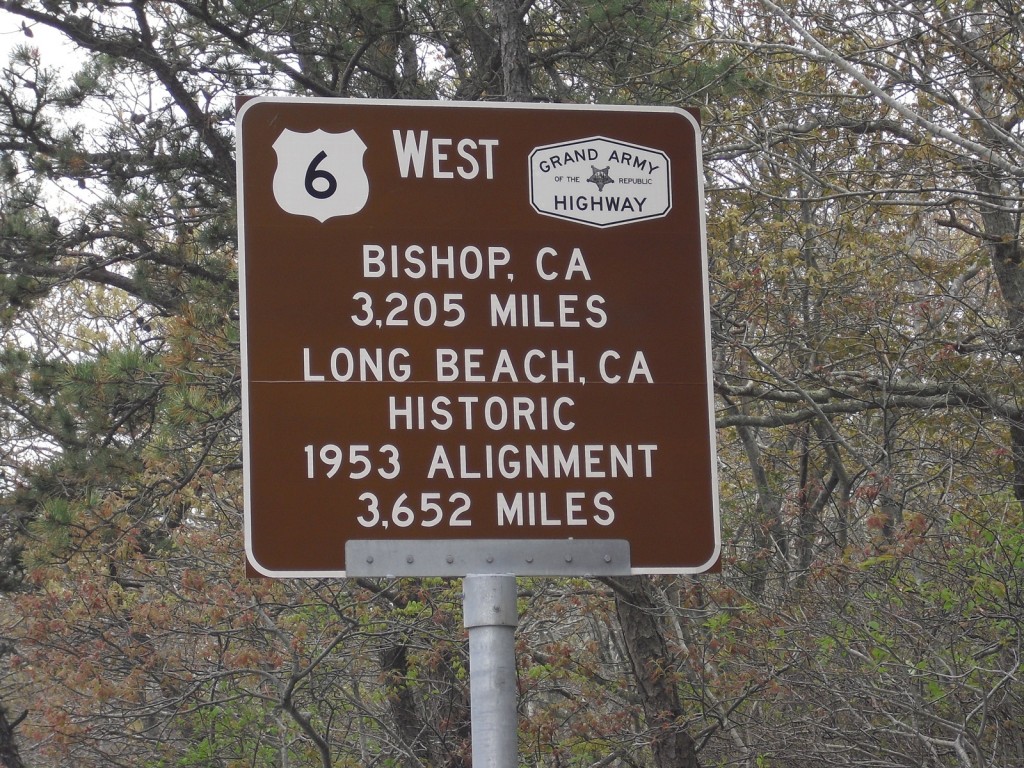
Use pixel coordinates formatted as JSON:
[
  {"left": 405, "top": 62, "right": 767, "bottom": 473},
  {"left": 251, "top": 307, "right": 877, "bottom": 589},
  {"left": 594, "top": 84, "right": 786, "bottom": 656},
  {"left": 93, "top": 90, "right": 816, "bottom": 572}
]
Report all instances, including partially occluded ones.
[{"left": 236, "top": 98, "right": 719, "bottom": 577}]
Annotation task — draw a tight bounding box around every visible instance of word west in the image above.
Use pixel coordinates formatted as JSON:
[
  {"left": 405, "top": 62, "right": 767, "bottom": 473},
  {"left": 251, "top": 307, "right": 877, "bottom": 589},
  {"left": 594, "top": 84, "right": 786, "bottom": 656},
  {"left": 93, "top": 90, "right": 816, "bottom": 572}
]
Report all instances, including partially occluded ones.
[{"left": 393, "top": 130, "right": 499, "bottom": 179}]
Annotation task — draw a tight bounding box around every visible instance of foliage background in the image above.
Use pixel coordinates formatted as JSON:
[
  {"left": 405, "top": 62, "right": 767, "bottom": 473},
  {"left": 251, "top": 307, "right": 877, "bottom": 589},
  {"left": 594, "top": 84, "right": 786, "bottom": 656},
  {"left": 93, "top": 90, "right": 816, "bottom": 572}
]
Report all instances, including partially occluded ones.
[{"left": 1, "top": 1, "right": 1021, "bottom": 767}]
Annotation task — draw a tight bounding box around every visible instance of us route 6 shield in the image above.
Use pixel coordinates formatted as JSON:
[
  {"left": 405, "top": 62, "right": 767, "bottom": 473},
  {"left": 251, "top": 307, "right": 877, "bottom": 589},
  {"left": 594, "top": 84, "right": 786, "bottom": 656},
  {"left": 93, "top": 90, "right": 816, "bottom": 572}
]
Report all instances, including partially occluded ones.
[{"left": 271, "top": 128, "right": 369, "bottom": 222}]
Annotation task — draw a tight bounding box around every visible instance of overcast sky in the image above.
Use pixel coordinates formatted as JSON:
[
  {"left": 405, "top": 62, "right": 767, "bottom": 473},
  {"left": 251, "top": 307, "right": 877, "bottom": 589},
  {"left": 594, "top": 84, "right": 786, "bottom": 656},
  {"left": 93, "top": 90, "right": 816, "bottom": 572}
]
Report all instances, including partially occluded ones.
[{"left": 1, "top": 11, "right": 84, "bottom": 78}]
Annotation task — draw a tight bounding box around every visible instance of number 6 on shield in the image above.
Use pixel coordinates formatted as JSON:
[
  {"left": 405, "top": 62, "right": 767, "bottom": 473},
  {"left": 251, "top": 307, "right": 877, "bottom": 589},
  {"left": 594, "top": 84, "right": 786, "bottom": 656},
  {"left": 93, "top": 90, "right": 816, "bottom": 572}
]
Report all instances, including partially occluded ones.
[{"left": 271, "top": 128, "right": 369, "bottom": 222}]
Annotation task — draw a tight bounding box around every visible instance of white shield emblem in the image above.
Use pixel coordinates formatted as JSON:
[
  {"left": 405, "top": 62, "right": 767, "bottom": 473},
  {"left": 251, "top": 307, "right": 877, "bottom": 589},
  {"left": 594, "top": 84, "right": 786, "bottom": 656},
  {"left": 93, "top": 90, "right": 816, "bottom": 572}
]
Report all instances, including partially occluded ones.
[{"left": 272, "top": 128, "right": 369, "bottom": 222}]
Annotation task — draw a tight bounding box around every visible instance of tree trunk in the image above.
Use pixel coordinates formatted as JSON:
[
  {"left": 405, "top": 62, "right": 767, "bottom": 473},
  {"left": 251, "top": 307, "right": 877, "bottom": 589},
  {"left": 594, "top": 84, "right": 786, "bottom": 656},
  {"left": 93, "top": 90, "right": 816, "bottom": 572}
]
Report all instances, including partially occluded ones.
[
  {"left": 0, "top": 705, "right": 27, "bottom": 768},
  {"left": 608, "top": 577, "right": 700, "bottom": 768},
  {"left": 974, "top": 175, "right": 1024, "bottom": 506},
  {"left": 491, "top": 0, "right": 531, "bottom": 101}
]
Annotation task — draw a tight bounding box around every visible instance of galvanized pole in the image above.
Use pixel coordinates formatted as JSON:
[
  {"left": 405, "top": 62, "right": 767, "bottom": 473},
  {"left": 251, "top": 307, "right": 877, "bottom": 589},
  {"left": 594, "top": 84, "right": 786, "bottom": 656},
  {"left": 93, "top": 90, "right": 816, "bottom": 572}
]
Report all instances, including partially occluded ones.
[{"left": 463, "top": 573, "right": 518, "bottom": 767}]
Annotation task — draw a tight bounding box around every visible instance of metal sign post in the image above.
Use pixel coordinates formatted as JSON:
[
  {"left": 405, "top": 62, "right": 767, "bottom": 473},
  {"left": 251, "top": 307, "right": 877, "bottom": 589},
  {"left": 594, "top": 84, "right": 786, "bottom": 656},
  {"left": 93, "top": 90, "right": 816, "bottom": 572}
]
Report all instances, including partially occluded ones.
[{"left": 464, "top": 574, "right": 518, "bottom": 768}]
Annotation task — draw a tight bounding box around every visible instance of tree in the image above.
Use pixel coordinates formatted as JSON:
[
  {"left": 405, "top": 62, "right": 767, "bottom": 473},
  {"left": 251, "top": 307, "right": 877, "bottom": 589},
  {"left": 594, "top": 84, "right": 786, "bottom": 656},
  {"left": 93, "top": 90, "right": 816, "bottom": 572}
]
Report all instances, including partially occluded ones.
[
  {"left": 3, "top": 0, "right": 1023, "bottom": 766},
  {"left": 711, "top": 0, "right": 1024, "bottom": 503},
  {"left": 1, "top": 1, "right": 716, "bottom": 765},
  {"left": 690, "top": 1, "right": 1024, "bottom": 764}
]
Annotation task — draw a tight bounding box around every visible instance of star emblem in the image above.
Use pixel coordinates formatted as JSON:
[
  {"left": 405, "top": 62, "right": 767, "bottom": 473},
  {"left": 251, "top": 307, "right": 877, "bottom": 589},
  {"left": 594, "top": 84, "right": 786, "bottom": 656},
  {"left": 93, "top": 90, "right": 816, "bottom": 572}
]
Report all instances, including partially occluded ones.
[{"left": 587, "top": 166, "right": 614, "bottom": 192}]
